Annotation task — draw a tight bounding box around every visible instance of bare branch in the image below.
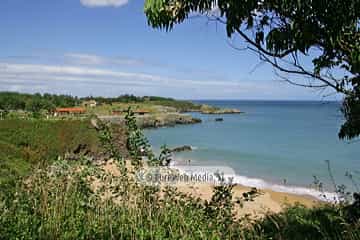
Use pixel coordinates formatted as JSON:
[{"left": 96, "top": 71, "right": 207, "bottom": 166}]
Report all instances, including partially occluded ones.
[
  {"left": 206, "top": 15, "right": 352, "bottom": 96},
  {"left": 274, "top": 70, "right": 328, "bottom": 88}
]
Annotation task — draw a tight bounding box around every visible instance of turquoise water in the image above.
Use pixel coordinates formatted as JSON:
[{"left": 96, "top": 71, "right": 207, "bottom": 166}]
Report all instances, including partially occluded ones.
[{"left": 144, "top": 101, "right": 360, "bottom": 197}]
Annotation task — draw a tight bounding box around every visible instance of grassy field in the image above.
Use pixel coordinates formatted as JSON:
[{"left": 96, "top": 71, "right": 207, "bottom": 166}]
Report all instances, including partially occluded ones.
[
  {"left": 0, "top": 119, "right": 103, "bottom": 189},
  {"left": 84, "top": 102, "right": 178, "bottom": 116}
]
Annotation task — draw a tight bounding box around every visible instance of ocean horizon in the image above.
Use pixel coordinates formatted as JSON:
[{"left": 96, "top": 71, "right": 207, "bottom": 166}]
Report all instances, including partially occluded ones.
[{"left": 144, "top": 100, "right": 359, "bottom": 200}]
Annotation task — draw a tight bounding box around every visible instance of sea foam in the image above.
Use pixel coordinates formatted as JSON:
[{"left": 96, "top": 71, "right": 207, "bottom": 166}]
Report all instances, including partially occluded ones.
[
  {"left": 227, "top": 174, "right": 338, "bottom": 202},
  {"left": 170, "top": 156, "right": 339, "bottom": 202}
]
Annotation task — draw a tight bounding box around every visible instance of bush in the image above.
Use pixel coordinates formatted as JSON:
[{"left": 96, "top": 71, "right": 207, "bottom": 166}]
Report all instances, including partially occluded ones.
[{"left": 254, "top": 204, "right": 360, "bottom": 239}]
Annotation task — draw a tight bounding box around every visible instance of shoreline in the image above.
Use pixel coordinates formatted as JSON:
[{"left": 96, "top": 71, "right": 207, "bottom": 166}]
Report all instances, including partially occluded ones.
[
  {"left": 159, "top": 160, "right": 331, "bottom": 217},
  {"left": 100, "top": 160, "right": 324, "bottom": 218},
  {"left": 168, "top": 156, "right": 337, "bottom": 203},
  {"left": 175, "top": 180, "right": 323, "bottom": 218},
  {"left": 227, "top": 173, "right": 337, "bottom": 202}
]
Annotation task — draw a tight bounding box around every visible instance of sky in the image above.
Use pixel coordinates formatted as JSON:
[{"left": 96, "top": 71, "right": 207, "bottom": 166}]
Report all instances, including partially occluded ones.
[{"left": 0, "top": 0, "right": 341, "bottom": 100}]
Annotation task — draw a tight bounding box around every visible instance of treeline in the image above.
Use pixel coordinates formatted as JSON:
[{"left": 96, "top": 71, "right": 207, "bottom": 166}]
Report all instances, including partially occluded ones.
[
  {"left": 82, "top": 95, "right": 175, "bottom": 104},
  {"left": 0, "top": 92, "right": 200, "bottom": 113},
  {"left": 0, "top": 92, "right": 80, "bottom": 112}
]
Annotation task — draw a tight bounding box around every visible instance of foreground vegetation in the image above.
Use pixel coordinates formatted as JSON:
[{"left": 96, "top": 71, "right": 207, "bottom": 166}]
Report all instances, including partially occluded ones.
[
  {"left": 1, "top": 158, "right": 359, "bottom": 239},
  {"left": 0, "top": 110, "right": 359, "bottom": 239}
]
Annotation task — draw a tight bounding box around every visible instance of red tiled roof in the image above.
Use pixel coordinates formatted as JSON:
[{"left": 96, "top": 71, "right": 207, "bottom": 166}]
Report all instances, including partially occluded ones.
[
  {"left": 133, "top": 109, "right": 150, "bottom": 113},
  {"left": 55, "top": 107, "right": 86, "bottom": 113}
]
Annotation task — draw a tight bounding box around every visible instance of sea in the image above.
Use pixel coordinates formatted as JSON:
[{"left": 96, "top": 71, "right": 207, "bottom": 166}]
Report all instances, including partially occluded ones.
[{"left": 144, "top": 100, "right": 360, "bottom": 200}]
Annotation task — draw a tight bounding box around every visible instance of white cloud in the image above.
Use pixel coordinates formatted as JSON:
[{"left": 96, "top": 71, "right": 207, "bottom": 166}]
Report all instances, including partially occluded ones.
[
  {"left": 80, "top": 0, "right": 128, "bottom": 8},
  {"left": 64, "top": 53, "right": 143, "bottom": 66},
  {"left": 0, "top": 62, "right": 320, "bottom": 99},
  {"left": 0, "top": 62, "right": 251, "bottom": 88},
  {"left": 0, "top": 62, "right": 242, "bottom": 98},
  {"left": 65, "top": 53, "right": 104, "bottom": 65}
]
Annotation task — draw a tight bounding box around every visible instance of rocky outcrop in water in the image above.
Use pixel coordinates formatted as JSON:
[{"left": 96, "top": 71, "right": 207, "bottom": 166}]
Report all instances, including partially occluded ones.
[
  {"left": 141, "top": 114, "right": 201, "bottom": 128},
  {"left": 201, "top": 108, "right": 242, "bottom": 114},
  {"left": 171, "top": 145, "right": 192, "bottom": 153},
  {"left": 196, "top": 104, "right": 243, "bottom": 114},
  {"left": 99, "top": 113, "right": 201, "bottom": 129}
]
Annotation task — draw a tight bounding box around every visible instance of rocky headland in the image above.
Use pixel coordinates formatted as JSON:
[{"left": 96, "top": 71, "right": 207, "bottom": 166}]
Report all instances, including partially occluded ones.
[
  {"left": 196, "top": 104, "right": 242, "bottom": 114},
  {"left": 99, "top": 113, "right": 201, "bottom": 129}
]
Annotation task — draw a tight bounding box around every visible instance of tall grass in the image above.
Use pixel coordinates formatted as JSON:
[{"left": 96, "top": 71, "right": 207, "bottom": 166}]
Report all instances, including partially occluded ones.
[{"left": 1, "top": 157, "right": 359, "bottom": 239}]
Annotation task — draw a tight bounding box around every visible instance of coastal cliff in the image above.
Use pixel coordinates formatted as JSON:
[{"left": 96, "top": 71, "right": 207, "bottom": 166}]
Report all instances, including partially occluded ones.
[
  {"left": 196, "top": 104, "right": 242, "bottom": 114},
  {"left": 99, "top": 113, "right": 201, "bottom": 129}
]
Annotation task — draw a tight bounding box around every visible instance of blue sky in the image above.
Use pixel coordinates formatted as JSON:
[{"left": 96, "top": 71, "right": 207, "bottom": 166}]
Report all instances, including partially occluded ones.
[{"left": 0, "top": 0, "right": 340, "bottom": 100}]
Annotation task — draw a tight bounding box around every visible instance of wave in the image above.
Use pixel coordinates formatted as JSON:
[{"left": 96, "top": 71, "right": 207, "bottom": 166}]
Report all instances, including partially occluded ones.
[
  {"left": 190, "top": 145, "right": 198, "bottom": 150},
  {"left": 169, "top": 156, "right": 338, "bottom": 202},
  {"left": 226, "top": 174, "right": 338, "bottom": 202}
]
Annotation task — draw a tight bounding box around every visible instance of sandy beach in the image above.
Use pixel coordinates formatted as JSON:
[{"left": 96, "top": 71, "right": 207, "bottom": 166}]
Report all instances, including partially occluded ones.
[
  {"left": 100, "top": 160, "right": 321, "bottom": 218},
  {"left": 176, "top": 182, "right": 320, "bottom": 218}
]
